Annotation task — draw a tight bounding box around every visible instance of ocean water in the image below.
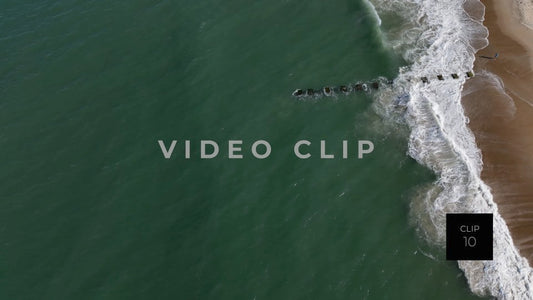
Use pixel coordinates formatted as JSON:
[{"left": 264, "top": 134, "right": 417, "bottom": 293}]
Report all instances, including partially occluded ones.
[
  {"left": 0, "top": 0, "right": 506, "bottom": 299},
  {"left": 370, "top": 0, "right": 533, "bottom": 298}
]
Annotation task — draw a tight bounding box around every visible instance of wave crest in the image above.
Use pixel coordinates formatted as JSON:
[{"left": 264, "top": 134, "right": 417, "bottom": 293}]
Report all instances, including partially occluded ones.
[{"left": 369, "top": 0, "right": 533, "bottom": 298}]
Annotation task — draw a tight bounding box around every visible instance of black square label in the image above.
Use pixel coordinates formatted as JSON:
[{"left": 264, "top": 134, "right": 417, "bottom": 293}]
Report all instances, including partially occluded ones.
[{"left": 446, "top": 213, "right": 493, "bottom": 260}]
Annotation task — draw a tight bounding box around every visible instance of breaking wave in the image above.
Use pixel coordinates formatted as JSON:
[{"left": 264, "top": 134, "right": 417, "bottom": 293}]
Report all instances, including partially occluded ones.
[{"left": 368, "top": 0, "right": 533, "bottom": 298}]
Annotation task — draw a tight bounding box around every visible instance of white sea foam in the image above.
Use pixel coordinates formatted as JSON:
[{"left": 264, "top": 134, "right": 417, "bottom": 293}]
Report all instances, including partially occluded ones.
[
  {"left": 514, "top": 0, "right": 533, "bottom": 30},
  {"left": 368, "top": 0, "right": 533, "bottom": 298},
  {"left": 362, "top": 0, "right": 382, "bottom": 27}
]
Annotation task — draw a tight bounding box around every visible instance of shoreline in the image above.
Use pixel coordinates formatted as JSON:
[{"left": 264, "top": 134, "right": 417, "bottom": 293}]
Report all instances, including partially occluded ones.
[{"left": 462, "top": 0, "right": 533, "bottom": 266}]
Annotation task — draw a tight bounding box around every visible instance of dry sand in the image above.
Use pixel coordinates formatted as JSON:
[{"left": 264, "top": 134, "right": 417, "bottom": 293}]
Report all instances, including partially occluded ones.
[{"left": 462, "top": 0, "right": 533, "bottom": 263}]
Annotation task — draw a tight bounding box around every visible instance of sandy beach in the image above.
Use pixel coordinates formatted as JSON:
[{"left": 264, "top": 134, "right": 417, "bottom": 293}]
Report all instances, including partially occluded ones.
[{"left": 462, "top": 0, "right": 533, "bottom": 263}]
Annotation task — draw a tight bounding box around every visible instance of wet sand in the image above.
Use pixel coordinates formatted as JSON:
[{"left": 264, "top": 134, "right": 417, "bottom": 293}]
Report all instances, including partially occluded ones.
[{"left": 462, "top": 0, "right": 533, "bottom": 263}]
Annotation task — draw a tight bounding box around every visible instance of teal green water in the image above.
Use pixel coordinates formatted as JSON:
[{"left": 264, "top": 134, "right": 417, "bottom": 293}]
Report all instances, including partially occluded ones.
[{"left": 1, "top": 1, "right": 480, "bottom": 299}]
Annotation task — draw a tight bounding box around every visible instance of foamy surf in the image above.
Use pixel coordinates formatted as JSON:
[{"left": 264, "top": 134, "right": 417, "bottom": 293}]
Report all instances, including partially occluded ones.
[
  {"left": 514, "top": 0, "right": 533, "bottom": 30},
  {"left": 367, "top": 0, "right": 533, "bottom": 298}
]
